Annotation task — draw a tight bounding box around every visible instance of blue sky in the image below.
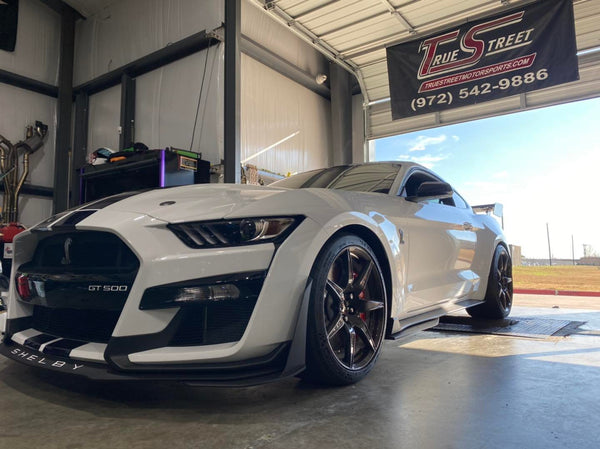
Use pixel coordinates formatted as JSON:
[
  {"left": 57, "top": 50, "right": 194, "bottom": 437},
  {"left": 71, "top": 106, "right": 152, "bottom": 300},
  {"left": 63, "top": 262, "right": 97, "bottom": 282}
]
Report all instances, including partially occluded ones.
[{"left": 374, "top": 97, "right": 600, "bottom": 260}]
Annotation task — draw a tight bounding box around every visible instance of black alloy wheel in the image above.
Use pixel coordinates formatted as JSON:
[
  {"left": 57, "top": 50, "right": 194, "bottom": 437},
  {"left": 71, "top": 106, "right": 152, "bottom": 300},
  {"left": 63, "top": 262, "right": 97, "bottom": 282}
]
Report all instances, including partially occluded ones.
[
  {"left": 496, "top": 248, "right": 513, "bottom": 312},
  {"left": 467, "top": 244, "right": 513, "bottom": 319},
  {"left": 305, "top": 234, "right": 387, "bottom": 385}
]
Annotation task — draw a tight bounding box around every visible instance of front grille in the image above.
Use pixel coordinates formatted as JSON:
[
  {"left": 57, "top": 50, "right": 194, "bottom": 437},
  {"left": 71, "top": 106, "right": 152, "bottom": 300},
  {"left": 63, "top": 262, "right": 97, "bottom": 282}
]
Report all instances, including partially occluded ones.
[
  {"left": 170, "top": 299, "right": 257, "bottom": 346},
  {"left": 26, "top": 231, "right": 139, "bottom": 273},
  {"left": 19, "top": 231, "right": 140, "bottom": 343},
  {"left": 32, "top": 306, "right": 120, "bottom": 343}
]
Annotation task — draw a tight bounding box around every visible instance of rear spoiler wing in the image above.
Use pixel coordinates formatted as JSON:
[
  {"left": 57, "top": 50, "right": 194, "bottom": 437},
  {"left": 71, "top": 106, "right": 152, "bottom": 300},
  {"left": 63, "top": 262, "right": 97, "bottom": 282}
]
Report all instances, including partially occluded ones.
[
  {"left": 472, "top": 203, "right": 503, "bottom": 217},
  {"left": 472, "top": 203, "right": 504, "bottom": 228}
]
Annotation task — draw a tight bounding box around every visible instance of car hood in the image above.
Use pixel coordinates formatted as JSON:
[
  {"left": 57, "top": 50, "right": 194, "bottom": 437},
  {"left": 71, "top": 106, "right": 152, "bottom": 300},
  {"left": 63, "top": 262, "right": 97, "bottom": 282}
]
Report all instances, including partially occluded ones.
[
  {"left": 98, "top": 184, "right": 397, "bottom": 226},
  {"left": 104, "top": 184, "right": 290, "bottom": 222}
]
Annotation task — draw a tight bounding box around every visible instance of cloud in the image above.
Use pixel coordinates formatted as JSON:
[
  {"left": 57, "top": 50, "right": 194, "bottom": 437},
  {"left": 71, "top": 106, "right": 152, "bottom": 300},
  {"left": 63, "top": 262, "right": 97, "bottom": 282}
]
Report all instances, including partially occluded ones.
[
  {"left": 407, "top": 154, "right": 449, "bottom": 169},
  {"left": 452, "top": 135, "right": 460, "bottom": 142},
  {"left": 408, "top": 134, "right": 447, "bottom": 152}
]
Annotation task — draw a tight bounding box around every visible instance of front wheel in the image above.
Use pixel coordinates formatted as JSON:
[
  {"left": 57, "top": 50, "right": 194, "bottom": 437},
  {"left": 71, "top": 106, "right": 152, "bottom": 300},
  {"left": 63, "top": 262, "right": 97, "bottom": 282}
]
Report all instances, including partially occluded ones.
[
  {"left": 303, "top": 234, "right": 387, "bottom": 385},
  {"left": 467, "top": 244, "right": 513, "bottom": 319}
]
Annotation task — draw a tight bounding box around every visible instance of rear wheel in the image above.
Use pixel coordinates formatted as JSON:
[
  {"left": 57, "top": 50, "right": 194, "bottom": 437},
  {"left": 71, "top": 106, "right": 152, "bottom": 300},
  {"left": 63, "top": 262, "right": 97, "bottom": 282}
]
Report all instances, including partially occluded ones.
[
  {"left": 467, "top": 244, "right": 513, "bottom": 319},
  {"left": 304, "top": 234, "right": 387, "bottom": 385}
]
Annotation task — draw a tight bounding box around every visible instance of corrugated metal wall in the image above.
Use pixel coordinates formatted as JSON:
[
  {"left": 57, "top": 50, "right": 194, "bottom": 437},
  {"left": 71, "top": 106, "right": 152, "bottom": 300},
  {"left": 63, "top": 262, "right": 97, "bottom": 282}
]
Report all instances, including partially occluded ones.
[
  {"left": 135, "top": 46, "right": 224, "bottom": 161},
  {"left": 78, "top": 0, "right": 333, "bottom": 175},
  {"left": 75, "top": 0, "right": 225, "bottom": 165},
  {"left": 241, "top": 54, "right": 331, "bottom": 175},
  {"left": 73, "top": 0, "right": 224, "bottom": 86},
  {"left": 240, "top": 0, "right": 335, "bottom": 175},
  {"left": 0, "top": 0, "right": 59, "bottom": 226},
  {"left": 3, "top": 0, "right": 336, "bottom": 225}
]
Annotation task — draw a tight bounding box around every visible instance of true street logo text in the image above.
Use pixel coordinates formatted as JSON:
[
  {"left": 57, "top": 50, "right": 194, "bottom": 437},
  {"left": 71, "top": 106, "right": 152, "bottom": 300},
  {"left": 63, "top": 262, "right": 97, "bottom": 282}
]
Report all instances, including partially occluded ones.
[
  {"left": 418, "top": 12, "right": 533, "bottom": 80},
  {"left": 416, "top": 11, "right": 536, "bottom": 93}
]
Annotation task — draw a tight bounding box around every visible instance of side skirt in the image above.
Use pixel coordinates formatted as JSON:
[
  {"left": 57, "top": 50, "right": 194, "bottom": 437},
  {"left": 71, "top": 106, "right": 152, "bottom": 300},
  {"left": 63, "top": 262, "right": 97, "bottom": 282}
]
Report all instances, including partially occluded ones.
[{"left": 386, "top": 298, "right": 485, "bottom": 340}]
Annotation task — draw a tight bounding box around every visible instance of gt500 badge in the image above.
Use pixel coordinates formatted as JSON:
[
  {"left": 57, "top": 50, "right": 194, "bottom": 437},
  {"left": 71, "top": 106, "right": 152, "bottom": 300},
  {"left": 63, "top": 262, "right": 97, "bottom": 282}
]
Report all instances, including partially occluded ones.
[
  {"left": 10, "top": 348, "right": 84, "bottom": 371},
  {"left": 88, "top": 285, "right": 129, "bottom": 292}
]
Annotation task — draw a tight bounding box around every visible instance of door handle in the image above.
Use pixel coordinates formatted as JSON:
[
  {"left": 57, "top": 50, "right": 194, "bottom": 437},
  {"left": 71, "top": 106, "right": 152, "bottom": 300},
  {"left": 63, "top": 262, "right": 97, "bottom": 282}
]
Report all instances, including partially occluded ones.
[{"left": 463, "top": 222, "right": 473, "bottom": 231}]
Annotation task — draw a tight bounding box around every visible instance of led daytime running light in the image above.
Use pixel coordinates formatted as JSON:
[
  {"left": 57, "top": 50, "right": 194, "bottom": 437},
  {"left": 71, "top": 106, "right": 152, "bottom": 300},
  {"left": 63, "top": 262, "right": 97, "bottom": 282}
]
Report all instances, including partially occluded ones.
[{"left": 168, "top": 216, "right": 302, "bottom": 249}]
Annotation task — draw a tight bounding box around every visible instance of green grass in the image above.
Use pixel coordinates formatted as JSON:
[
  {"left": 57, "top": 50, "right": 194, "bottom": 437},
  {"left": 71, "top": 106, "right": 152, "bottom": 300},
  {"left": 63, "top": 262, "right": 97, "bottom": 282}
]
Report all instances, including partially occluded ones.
[{"left": 513, "top": 265, "right": 600, "bottom": 291}]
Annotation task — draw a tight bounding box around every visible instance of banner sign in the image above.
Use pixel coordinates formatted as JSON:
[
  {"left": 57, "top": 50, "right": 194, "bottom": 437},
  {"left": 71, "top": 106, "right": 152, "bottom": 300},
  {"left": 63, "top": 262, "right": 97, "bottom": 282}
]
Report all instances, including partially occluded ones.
[
  {"left": 386, "top": 0, "right": 578, "bottom": 119},
  {"left": 0, "top": 0, "right": 19, "bottom": 52}
]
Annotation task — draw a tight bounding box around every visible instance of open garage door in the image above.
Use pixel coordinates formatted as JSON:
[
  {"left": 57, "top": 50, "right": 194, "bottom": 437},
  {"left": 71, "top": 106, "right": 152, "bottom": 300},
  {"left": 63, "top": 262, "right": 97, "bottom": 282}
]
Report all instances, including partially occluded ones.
[{"left": 253, "top": 0, "right": 600, "bottom": 141}]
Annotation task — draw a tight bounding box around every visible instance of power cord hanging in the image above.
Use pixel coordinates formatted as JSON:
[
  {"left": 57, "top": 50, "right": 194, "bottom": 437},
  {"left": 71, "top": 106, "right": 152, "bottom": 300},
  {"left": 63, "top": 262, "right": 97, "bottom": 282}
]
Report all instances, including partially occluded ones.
[
  {"left": 189, "top": 38, "right": 214, "bottom": 152},
  {"left": 197, "top": 42, "right": 220, "bottom": 152}
]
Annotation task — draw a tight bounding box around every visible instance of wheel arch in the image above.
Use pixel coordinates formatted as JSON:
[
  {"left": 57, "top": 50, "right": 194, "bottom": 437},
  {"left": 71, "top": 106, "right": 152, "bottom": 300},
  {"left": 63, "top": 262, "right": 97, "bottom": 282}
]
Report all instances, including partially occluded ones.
[
  {"left": 321, "top": 224, "right": 394, "bottom": 328},
  {"left": 494, "top": 239, "right": 511, "bottom": 261}
]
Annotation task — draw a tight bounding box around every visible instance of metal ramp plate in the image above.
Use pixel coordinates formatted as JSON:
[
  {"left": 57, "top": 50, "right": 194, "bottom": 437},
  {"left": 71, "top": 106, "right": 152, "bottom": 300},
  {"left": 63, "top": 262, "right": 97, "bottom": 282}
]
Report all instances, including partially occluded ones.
[{"left": 432, "top": 316, "right": 585, "bottom": 339}]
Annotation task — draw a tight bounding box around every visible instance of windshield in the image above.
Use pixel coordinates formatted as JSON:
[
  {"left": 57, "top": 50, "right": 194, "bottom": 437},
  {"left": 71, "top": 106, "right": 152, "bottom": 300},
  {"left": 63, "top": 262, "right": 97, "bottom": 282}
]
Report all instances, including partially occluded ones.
[{"left": 271, "top": 163, "right": 401, "bottom": 194}]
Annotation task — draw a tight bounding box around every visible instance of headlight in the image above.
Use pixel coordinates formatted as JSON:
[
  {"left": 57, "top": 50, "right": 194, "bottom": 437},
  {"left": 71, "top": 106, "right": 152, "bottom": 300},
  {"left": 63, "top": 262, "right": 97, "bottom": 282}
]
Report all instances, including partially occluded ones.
[{"left": 168, "top": 216, "right": 303, "bottom": 248}]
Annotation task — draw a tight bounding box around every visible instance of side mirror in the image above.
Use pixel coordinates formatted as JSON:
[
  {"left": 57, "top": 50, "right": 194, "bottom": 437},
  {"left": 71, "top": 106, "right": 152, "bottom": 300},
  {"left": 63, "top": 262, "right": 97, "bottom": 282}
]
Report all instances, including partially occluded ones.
[{"left": 407, "top": 181, "right": 453, "bottom": 202}]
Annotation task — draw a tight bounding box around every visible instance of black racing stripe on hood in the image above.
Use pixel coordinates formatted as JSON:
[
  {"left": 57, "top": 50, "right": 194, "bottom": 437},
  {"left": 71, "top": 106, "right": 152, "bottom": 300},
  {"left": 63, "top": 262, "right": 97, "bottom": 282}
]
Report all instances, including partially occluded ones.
[
  {"left": 34, "top": 191, "right": 145, "bottom": 231},
  {"left": 80, "top": 190, "right": 145, "bottom": 210},
  {"left": 53, "top": 210, "right": 96, "bottom": 228}
]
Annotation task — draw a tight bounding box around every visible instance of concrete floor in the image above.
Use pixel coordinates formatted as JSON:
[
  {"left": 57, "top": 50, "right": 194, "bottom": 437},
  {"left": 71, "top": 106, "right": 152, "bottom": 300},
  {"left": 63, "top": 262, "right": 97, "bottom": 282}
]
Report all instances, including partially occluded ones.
[{"left": 1, "top": 294, "right": 600, "bottom": 449}]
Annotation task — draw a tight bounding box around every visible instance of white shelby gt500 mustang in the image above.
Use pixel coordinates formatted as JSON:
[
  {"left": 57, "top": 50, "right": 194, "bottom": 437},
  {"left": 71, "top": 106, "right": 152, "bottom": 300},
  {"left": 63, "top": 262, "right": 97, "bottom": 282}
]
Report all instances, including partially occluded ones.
[{"left": 0, "top": 162, "right": 512, "bottom": 385}]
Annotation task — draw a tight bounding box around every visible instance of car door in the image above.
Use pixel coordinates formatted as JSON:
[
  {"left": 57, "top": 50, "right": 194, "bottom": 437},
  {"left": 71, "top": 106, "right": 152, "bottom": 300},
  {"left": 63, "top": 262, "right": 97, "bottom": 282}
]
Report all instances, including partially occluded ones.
[{"left": 394, "top": 169, "right": 478, "bottom": 312}]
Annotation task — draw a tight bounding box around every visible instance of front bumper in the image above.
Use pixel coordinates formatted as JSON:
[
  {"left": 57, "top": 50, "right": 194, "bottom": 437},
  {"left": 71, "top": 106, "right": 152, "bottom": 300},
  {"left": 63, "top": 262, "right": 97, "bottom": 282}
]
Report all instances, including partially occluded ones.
[
  {"left": 2, "top": 210, "right": 323, "bottom": 383},
  {"left": 0, "top": 205, "right": 324, "bottom": 385},
  {"left": 0, "top": 277, "right": 313, "bottom": 385},
  {"left": 110, "top": 212, "right": 321, "bottom": 359}
]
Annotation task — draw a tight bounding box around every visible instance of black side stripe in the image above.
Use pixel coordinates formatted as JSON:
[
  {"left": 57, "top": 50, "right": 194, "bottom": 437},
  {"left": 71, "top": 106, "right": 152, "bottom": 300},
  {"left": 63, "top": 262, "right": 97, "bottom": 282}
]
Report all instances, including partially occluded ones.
[
  {"left": 23, "top": 334, "right": 57, "bottom": 351},
  {"left": 43, "top": 339, "right": 88, "bottom": 358}
]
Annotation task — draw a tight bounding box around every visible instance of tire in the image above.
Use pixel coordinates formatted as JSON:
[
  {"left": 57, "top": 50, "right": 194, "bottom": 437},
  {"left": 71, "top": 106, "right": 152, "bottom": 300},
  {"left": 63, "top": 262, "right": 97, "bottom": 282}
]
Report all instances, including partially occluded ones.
[
  {"left": 467, "top": 244, "right": 513, "bottom": 319},
  {"left": 304, "top": 234, "right": 387, "bottom": 385}
]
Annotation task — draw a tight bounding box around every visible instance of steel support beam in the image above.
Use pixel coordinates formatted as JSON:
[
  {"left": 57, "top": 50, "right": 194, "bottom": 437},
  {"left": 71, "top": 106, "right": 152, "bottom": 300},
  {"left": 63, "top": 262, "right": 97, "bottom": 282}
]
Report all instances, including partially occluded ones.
[
  {"left": 119, "top": 74, "right": 136, "bottom": 150},
  {"left": 52, "top": 8, "right": 76, "bottom": 213},
  {"left": 38, "top": 0, "right": 84, "bottom": 19},
  {"left": 330, "top": 63, "right": 353, "bottom": 166},
  {"left": 250, "top": 0, "right": 369, "bottom": 103},
  {"left": 70, "top": 92, "right": 89, "bottom": 207},
  {"left": 0, "top": 69, "right": 58, "bottom": 97},
  {"left": 0, "top": 184, "right": 53, "bottom": 198},
  {"left": 74, "top": 30, "right": 222, "bottom": 95},
  {"left": 241, "top": 35, "right": 330, "bottom": 100},
  {"left": 224, "top": 0, "right": 241, "bottom": 184}
]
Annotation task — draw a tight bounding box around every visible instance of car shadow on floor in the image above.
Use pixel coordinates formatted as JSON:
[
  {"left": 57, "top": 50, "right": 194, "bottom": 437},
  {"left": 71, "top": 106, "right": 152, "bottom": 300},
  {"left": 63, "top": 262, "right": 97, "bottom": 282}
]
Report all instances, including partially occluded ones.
[{"left": 1, "top": 329, "right": 600, "bottom": 449}]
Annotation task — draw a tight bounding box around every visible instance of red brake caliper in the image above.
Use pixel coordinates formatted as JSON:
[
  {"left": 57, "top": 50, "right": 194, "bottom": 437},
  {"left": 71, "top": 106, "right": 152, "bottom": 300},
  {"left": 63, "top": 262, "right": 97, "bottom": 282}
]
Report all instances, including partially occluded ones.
[
  {"left": 353, "top": 272, "right": 367, "bottom": 321},
  {"left": 358, "top": 290, "right": 366, "bottom": 321}
]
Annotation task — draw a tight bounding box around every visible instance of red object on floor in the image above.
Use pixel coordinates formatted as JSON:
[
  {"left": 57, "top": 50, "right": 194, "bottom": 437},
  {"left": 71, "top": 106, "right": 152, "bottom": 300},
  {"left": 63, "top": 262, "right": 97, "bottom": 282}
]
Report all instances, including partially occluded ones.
[
  {"left": 0, "top": 222, "right": 25, "bottom": 243},
  {"left": 514, "top": 288, "right": 600, "bottom": 297}
]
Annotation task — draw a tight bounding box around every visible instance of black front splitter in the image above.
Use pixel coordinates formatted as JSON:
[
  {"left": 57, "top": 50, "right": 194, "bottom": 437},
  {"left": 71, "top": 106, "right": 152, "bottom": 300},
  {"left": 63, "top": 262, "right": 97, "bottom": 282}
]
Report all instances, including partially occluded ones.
[{"left": 0, "top": 340, "right": 300, "bottom": 387}]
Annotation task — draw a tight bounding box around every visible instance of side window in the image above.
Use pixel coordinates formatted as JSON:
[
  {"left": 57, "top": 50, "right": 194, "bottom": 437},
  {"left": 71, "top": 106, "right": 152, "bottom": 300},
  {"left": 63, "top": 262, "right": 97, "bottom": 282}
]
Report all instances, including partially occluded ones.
[{"left": 452, "top": 192, "right": 468, "bottom": 209}]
